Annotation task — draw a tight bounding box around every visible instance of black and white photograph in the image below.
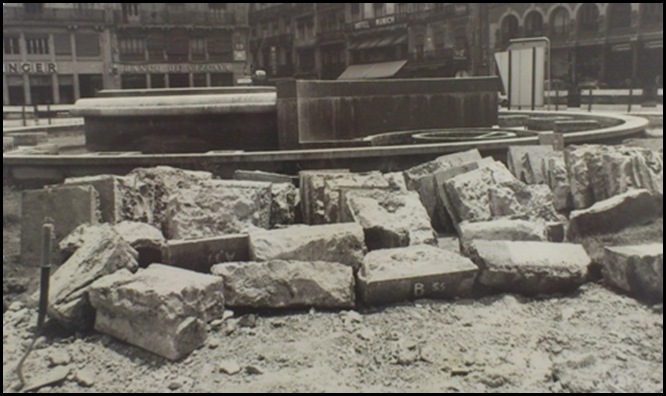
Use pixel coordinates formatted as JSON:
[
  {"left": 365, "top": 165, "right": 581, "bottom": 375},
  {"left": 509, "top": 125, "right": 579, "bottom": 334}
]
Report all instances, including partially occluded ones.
[{"left": 3, "top": 3, "right": 663, "bottom": 393}]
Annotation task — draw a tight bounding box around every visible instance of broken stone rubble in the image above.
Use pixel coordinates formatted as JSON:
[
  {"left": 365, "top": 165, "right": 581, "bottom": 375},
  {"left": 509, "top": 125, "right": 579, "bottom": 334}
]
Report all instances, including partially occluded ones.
[
  {"left": 443, "top": 161, "right": 560, "bottom": 226},
  {"left": 358, "top": 245, "right": 478, "bottom": 306},
  {"left": 403, "top": 149, "right": 483, "bottom": 232},
  {"left": 468, "top": 240, "right": 591, "bottom": 295},
  {"left": 249, "top": 223, "right": 366, "bottom": 271},
  {"left": 21, "top": 185, "right": 100, "bottom": 266},
  {"left": 48, "top": 224, "right": 138, "bottom": 329},
  {"left": 568, "top": 189, "right": 659, "bottom": 240},
  {"left": 299, "top": 169, "right": 350, "bottom": 225},
  {"left": 88, "top": 264, "right": 225, "bottom": 361},
  {"left": 341, "top": 188, "right": 437, "bottom": 250},
  {"left": 60, "top": 222, "right": 166, "bottom": 266},
  {"left": 564, "top": 145, "right": 664, "bottom": 210},
  {"left": 211, "top": 260, "right": 355, "bottom": 309},
  {"left": 458, "top": 218, "right": 549, "bottom": 256},
  {"left": 165, "top": 179, "right": 272, "bottom": 240},
  {"left": 322, "top": 171, "right": 389, "bottom": 224},
  {"left": 603, "top": 244, "right": 663, "bottom": 303}
]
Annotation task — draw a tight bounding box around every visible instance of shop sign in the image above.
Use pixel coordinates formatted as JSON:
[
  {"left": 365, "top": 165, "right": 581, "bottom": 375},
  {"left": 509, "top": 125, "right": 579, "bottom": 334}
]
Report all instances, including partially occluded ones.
[
  {"left": 118, "top": 63, "right": 234, "bottom": 74},
  {"left": 3, "top": 62, "right": 58, "bottom": 74}
]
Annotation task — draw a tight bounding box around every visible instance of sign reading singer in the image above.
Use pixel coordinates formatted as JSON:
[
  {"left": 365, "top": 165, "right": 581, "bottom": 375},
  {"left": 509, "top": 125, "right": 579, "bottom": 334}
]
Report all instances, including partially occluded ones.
[{"left": 3, "top": 62, "right": 58, "bottom": 74}]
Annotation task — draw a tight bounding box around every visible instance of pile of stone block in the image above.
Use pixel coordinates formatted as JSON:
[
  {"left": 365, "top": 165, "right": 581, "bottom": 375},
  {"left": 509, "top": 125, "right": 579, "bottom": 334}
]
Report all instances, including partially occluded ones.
[{"left": 18, "top": 149, "right": 660, "bottom": 362}]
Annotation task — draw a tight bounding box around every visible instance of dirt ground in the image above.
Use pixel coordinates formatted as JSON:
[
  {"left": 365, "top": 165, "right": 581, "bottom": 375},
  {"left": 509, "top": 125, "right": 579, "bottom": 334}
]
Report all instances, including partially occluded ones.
[{"left": 2, "top": 184, "right": 663, "bottom": 393}]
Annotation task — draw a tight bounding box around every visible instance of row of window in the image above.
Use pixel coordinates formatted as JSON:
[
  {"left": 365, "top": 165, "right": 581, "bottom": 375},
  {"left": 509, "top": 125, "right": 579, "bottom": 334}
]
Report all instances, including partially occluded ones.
[
  {"left": 118, "top": 36, "right": 242, "bottom": 59},
  {"left": 500, "top": 3, "right": 663, "bottom": 44},
  {"left": 3, "top": 34, "right": 101, "bottom": 57}
]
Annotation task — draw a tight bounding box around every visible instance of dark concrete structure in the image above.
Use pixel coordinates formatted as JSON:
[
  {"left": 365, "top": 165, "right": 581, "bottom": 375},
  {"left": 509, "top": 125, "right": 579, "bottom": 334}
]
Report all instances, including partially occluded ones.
[
  {"left": 72, "top": 87, "right": 277, "bottom": 154},
  {"left": 278, "top": 77, "right": 498, "bottom": 145}
]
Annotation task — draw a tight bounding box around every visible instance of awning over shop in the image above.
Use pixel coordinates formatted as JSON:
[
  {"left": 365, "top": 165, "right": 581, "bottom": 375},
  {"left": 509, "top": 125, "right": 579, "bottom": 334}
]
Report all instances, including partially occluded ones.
[
  {"left": 349, "top": 33, "right": 408, "bottom": 51},
  {"left": 337, "top": 60, "right": 407, "bottom": 80}
]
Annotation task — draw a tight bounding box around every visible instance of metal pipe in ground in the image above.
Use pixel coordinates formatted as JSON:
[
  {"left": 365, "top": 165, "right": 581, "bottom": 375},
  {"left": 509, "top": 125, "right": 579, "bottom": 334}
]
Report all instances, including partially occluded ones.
[{"left": 16, "top": 223, "right": 54, "bottom": 390}]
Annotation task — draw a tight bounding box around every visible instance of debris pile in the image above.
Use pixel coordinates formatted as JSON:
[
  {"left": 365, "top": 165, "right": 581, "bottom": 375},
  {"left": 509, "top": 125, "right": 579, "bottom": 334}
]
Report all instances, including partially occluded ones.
[{"left": 17, "top": 140, "right": 662, "bottom": 362}]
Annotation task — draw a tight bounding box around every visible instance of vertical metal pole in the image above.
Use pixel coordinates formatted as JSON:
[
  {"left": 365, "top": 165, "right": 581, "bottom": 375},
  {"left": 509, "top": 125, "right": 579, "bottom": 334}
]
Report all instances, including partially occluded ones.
[
  {"left": 38, "top": 223, "right": 54, "bottom": 330},
  {"left": 587, "top": 88, "right": 593, "bottom": 112},
  {"left": 531, "top": 47, "right": 537, "bottom": 111},
  {"left": 507, "top": 50, "right": 512, "bottom": 111},
  {"left": 21, "top": 105, "right": 26, "bottom": 127},
  {"left": 47, "top": 104, "right": 52, "bottom": 125},
  {"left": 555, "top": 89, "right": 560, "bottom": 111}
]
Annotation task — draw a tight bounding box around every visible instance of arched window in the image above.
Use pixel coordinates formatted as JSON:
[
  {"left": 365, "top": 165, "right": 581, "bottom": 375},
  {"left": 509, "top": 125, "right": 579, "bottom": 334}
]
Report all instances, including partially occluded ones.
[
  {"left": 524, "top": 11, "right": 544, "bottom": 37},
  {"left": 578, "top": 4, "right": 599, "bottom": 34},
  {"left": 641, "top": 3, "right": 663, "bottom": 26},
  {"left": 500, "top": 15, "right": 520, "bottom": 44},
  {"left": 550, "top": 7, "right": 569, "bottom": 37},
  {"left": 608, "top": 3, "right": 632, "bottom": 30}
]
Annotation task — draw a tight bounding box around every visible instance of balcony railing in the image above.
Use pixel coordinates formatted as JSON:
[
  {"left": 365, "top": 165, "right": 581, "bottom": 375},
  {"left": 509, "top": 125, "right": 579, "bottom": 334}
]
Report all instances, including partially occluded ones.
[
  {"left": 3, "top": 7, "right": 108, "bottom": 24},
  {"left": 115, "top": 10, "right": 240, "bottom": 27}
]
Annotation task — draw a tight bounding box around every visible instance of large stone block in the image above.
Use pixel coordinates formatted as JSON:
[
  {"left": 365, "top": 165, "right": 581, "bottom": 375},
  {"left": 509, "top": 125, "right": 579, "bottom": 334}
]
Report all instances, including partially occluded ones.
[
  {"left": 21, "top": 186, "right": 100, "bottom": 266},
  {"left": 507, "top": 146, "right": 554, "bottom": 183},
  {"left": 270, "top": 183, "right": 299, "bottom": 227},
  {"left": 60, "top": 222, "right": 165, "bottom": 267},
  {"left": 357, "top": 245, "right": 478, "bottom": 306},
  {"left": 443, "top": 161, "right": 559, "bottom": 225},
  {"left": 165, "top": 180, "right": 271, "bottom": 240},
  {"left": 434, "top": 158, "right": 495, "bottom": 232},
  {"left": 603, "top": 244, "right": 663, "bottom": 303},
  {"left": 89, "top": 264, "right": 225, "bottom": 361},
  {"left": 162, "top": 234, "right": 249, "bottom": 273},
  {"left": 211, "top": 260, "right": 355, "bottom": 309},
  {"left": 458, "top": 219, "right": 548, "bottom": 255},
  {"left": 249, "top": 224, "right": 366, "bottom": 271},
  {"left": 49, "top": 224, "right": 138, "bottom": 329},
  {"left": 564, "top": 145, "right": 664, "bottom": 209},
  {"left": 544, "top": 156, "right": 573, "bottom": 211},
  {"left": 469, "top": 240, "right": 591, "bottom": 295},
  {"left": 121, "top": 167, "right": 213, "bottom": 229},
  {"left": 299, "top": 170, "right": 350, "bottom": 225},
  {"left": 341, "top": 188, "right": 436, "bottom": 250},
  {"left": 568, "top": 190, "right": 659, "bottom": 240},
  {"left": 523, "top": 150, "right": 562, "bottom": 185},
  {"left": 323, "top": 172, "right": 388, "bottom": 223},
  {"left": 64, "top": 175, "right": 125, "bottom": 224},
  {"left": 404, "top": 150, "right": 482, "bottom": 231}
]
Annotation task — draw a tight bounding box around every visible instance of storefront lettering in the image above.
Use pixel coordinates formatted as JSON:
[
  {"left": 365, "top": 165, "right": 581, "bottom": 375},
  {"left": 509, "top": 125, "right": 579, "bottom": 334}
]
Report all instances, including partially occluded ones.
[
  {"left": 118, "top": 63, "right": 234, "bottom": 74},
  {"left": 3, "top": 62, "right": 58, "bottom": 74}
]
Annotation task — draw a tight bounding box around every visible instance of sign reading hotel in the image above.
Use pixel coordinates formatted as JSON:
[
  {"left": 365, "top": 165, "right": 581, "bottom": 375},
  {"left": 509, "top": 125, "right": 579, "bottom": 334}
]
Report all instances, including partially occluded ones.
[
  {"left": 118, "top": 63, "right": 234, "bottom": 74},
  {"left": 3, "top": 62, "right": 58, "bottom": 74}
]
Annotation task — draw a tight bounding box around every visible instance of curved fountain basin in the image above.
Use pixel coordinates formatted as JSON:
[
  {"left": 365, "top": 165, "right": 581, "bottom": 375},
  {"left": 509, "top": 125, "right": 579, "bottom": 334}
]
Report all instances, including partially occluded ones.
[
  {"left": 71, "top": 87, "right": 278, "bottom": 154},
  {"left": 3, "top": 111, "right": 651, "bottom": 188}
]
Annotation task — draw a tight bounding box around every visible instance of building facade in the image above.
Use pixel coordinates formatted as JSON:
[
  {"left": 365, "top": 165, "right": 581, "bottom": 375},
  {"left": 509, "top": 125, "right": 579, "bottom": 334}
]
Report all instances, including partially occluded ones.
[
  {"left": 248, "top": 3, "right": 487, "bottom": 81},
  {"left": 3, "top": 3, "right": 250, "bottom": 105},
  {"left": 488, "top": 3, "right": 663, "bottom": 89},
  {"left": 3, "top": 3, "right": 113, "bottom": 105}
]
